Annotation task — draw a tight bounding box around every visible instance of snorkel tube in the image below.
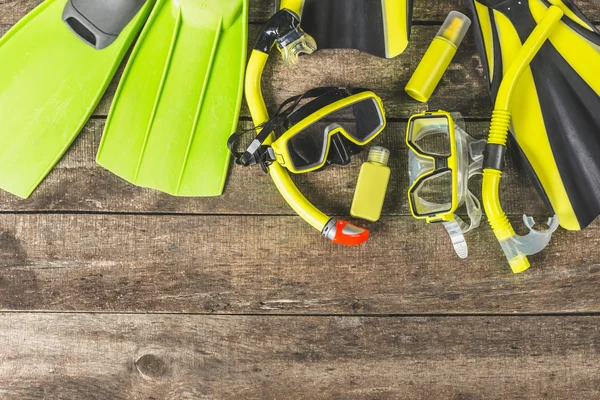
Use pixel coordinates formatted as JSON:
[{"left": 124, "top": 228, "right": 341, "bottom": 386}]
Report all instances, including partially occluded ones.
[
  {"left": 245, "top": 9, "right": 369, "bottom": 246},
  {"left": 483, "top": 6, "right": 563, "bottom": 273}
]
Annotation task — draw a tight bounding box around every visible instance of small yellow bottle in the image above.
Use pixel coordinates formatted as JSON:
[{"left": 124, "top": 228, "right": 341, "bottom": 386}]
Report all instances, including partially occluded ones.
[
  {"left": 405, "top": 11, "right": 471, "bottom": 103},
  {"left": 351, "top": 147, "right": 391, "bottom": 222}
]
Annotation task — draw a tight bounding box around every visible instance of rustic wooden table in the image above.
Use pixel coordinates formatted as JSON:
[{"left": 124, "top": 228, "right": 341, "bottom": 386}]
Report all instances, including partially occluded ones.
[{"left": 2, "top": 0, "right": 600, "bottom": 398}]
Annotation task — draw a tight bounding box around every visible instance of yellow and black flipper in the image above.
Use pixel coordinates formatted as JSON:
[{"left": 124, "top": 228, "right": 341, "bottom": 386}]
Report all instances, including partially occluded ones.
[
  {"left": 469, "top": 0, "right": 600, "bottom": 231},
  {"left": 467, "top": 0, "right": 600, "bottom": 271},
  {"left": 277, "top": 0, "right": 413, "bottom": 58}
]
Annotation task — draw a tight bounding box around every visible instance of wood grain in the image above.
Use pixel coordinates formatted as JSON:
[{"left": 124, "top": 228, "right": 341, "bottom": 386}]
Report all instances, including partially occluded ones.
[
  {"left": 1, "top": 313, "right": 600, "bottom": 399},
  {"left": 0, "top": 213, "right": 598, "bottom": 314}
]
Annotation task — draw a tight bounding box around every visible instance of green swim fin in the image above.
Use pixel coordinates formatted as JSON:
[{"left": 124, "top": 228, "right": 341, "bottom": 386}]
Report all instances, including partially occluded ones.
[
  {"left": 278, "top": 0, "right": 413, "bottom": 58},
  {"left": 468, "top": 0, "right": 600, "bottom": 231},
  {"left": 96, "top": 0, "right": 248, "bottom": 197},
  {"left": 0, "top": 0, "right": 155, "bottom": 198}
]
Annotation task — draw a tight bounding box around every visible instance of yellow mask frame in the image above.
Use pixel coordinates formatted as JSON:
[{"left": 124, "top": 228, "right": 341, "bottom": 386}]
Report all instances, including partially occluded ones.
[
  {"left": 271, "top": 89, "right": 386, "bottom": 174},
  {"left": 406, "top": 110, "right": 459, "bottom": 223}
]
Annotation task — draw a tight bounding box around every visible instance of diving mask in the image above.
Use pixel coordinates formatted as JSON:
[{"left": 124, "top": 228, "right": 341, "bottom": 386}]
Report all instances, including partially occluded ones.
[
  {"left": 230, "top": 87, "right": 386, "bottom": 174},
  {"left": 407, "top": 110, "right": 486, "bottom": 258}
]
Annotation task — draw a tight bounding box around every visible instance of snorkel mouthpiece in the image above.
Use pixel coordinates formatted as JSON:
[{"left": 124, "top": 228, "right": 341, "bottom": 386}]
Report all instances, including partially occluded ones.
[
  {"left": 255, "top": 9, "right": 317, "bottom": 65},
  {"left": 323, "top": 220, "right": 370, "bottom": 246},
  {"left": 278, "top": 29, "right": 317, "bottom": 65}
]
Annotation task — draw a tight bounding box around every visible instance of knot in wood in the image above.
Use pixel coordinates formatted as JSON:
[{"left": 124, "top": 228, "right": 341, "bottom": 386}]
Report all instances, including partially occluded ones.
[{"left": 135, "top": 354, "right": 168, "bottom": 380}]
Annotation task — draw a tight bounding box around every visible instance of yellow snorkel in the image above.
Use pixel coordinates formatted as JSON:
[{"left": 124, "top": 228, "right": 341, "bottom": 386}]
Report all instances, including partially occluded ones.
[
  {"left": 243, "top": 9, "right": 370, "bottom": 245},
  {"left": 483, "top": 6, "right": 564, "bottom": 273}
]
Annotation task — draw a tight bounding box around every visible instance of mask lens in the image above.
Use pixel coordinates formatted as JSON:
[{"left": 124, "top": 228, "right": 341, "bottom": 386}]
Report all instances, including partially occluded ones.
[
  {"left": 408, "top": 150, "right": 435, "bottom": 186},
  {"left": 286, "top": 122, "right": 329, "bottom": 171},
  {"left": 410, "top": 170, "right": 453, "bottom": 216},
  {"left": 409, "top": 115, "right": 451, "bottom": 157},
  {"left": 286, "top": 96, "right": 383, "bottom": 172},
  {"left": 332, "top": 97, "right": 384, "bottom": 142}
]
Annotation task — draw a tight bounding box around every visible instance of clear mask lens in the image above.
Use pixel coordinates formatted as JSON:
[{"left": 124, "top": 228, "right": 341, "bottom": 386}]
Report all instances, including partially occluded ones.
[
  {"left": 408, "top": 114, "right": 454, "bottom": 217},
  {"left": 410, "top": 168, "right": 453, "bottom": 216},
  {"left": 409, "top": 115, "right": 452, "bottom": 156}
]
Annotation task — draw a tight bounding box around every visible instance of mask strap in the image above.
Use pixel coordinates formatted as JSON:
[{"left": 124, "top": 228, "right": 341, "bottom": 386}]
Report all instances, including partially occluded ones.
[
  {"left": 228, "top": 87, "right": 355, "bottom": 169},
  {"left": 443, "top": 137, "right": 486, "bottom": 259}
]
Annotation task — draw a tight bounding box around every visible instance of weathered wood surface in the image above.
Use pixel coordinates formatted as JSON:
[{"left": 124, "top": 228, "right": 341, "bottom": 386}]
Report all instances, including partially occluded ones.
[
  {"left": 1, "top": 314, "right": 600, "bottom": 400},
  {"left": 1, "top": 212, "right": 599, "bottom": 313}
]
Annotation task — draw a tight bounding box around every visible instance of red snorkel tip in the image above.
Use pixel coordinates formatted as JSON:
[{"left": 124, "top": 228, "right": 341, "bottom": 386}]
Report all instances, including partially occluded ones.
[{"left": 325, "top": 220, "right": 369, "bottom": 246}]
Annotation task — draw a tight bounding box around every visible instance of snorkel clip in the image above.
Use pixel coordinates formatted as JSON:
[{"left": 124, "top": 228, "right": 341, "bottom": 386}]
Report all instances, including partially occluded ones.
[{"left": 234, "top": 137, "right": 275, "bottom": 172}]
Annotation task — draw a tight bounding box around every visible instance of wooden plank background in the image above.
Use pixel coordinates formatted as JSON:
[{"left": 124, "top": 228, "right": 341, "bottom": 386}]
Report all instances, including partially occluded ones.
[{"left": 1, "top": 0, "right": 600, "bottom": 398}]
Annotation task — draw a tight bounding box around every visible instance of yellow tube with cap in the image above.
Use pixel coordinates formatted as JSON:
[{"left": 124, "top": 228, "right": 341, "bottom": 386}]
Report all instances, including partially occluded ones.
[{"left": 405, "top": 11, "right": 471, "bottom": 103}]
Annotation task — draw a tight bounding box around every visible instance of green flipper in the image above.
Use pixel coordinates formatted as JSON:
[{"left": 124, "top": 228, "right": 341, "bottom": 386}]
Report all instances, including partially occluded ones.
[
  {"left": 96, "top": 0, "right": 248, "bottom": 197},
  {"left": 0, "top": 0, "right": 155, "bottom": 198}
]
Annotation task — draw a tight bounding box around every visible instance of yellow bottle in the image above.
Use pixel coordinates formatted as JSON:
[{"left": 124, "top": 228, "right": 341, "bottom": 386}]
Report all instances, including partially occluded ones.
[
  {"left": 351, "top": 147, "right": 391, "bottom": 222},
  {"left": 405, "top": 11, "right": 471, "bottom": 103}
]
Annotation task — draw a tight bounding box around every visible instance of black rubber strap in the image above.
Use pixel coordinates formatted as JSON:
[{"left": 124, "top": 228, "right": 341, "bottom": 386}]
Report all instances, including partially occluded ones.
[
  {"left": 227, "top": 87, "right": 358, "bottom": 168},
  {"left": 226, "top": 118, "right": 279, "bottom": 167}
]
